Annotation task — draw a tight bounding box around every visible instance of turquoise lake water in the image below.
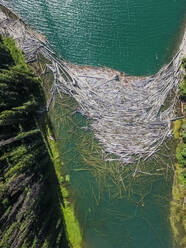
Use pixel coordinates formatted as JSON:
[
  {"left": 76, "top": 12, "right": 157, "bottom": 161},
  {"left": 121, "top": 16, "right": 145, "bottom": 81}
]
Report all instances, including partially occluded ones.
[
  {"left": 4, "top": 0, "right": 186, "bottom": 75},
  {"left": 3, "top": 0, "right": 186, "bottom": 247}
]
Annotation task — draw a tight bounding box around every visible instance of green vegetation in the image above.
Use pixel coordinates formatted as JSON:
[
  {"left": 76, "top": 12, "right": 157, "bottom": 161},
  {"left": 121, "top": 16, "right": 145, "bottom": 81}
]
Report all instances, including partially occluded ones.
[
  {"left": 170, "top": 59, "right": 186, "bottom": 248},
  {"left": 2, "top": 36, "right": 28, "bottom": 71},
  {"left": 0, "top": 37, "right": 14, "bottom": 69},
  {"left": 178, "top": 59, "right": 186, "bottom": 102},
  {"left": 0, "top": 36, "right": 70, "bottom": 248}
]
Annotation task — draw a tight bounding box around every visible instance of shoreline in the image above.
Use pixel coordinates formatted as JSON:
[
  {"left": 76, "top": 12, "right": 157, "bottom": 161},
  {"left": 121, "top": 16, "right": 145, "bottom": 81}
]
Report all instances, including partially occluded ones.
[{"left": 44, "top": 123, "right": 82, "bottom": 248}]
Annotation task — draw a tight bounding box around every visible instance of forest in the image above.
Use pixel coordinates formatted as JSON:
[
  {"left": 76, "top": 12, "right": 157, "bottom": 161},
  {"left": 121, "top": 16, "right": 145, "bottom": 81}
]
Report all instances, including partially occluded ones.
[{"left": 0, "top": 36, "right": 69, "bottom": 248}]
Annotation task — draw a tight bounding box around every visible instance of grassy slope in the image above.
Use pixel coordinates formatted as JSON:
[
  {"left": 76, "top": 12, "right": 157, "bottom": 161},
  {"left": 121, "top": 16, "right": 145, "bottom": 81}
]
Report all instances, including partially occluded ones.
[
  {"left": 0, "top": 36, "right": 70, "bottom": 248},
  {"left": 44, "top": 125, "right": 82, "bottom": 248},
  {"left": 170, "top": 59, "right": 186, "bottom": 248}
]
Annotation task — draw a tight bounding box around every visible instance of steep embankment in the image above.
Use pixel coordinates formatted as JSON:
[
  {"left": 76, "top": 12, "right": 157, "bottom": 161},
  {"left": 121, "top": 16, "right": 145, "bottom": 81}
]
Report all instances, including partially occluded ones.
[{"left": 0, "top": 36, "right": 70, "bottom": 248}]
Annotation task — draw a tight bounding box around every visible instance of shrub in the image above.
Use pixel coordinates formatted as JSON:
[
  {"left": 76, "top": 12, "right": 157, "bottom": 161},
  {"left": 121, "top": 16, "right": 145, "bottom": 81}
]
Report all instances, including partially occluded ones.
[
  {"left": 2, "top": 36, "right": 28, "bottom": 71},
  {"left": 179, "top": 76, "right": 186, "bottom": 102}
]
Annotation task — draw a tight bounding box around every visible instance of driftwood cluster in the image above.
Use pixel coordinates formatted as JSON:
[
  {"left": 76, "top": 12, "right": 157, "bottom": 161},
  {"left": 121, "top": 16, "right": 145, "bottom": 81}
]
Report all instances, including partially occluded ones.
[
  {"left": 0, "top": 8, "right": 185, "bottom": 164},
  {"left": 45, "top": 52, "right": 183, "bottom": 164}
]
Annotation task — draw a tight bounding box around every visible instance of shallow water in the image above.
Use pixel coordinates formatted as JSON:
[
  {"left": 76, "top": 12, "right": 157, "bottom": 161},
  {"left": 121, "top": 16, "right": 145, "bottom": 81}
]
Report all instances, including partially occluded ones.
[
  {"left": 51, "top": 99, "right": 174, "bottom": 248},
  {"left": 3, "top": 0, "right": 186, "bottom": 75},
  {"left": 3, "top": 0, "right": 186, "bottom": 247}
]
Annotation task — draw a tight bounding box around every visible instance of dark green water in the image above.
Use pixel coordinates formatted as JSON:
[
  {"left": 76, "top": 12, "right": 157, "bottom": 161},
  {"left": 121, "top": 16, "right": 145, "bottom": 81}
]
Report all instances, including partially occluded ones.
[
  {"left": 4, "top": 0, "right": 186, "bottom": 247},
  {"left": 5, "top": 0, "right": 186, "bottom": 75},
  {"left": 50, "top": 97, "right": 174, "bottom": 248}
]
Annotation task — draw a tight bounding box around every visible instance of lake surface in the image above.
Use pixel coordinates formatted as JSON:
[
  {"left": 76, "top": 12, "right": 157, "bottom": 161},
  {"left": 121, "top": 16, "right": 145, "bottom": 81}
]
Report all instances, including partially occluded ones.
[
  {"left": 3, "top": 0, "right": 186, "bottom": 247},
  {"left": 3, "top": 0, "right": 186, "bottom": 75}
]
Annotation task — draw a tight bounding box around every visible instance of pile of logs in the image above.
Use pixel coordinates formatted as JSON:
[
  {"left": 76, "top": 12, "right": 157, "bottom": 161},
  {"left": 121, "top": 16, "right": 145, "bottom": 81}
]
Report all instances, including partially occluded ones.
[{"left": 0, "top": 5, "right": 185, "bottom": 164}]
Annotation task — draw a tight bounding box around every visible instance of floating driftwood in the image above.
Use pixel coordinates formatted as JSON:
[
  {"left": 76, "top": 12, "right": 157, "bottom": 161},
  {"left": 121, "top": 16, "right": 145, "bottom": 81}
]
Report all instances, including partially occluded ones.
[{"left": 0, "top": 5, "right": 185, "bottom": 165}]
